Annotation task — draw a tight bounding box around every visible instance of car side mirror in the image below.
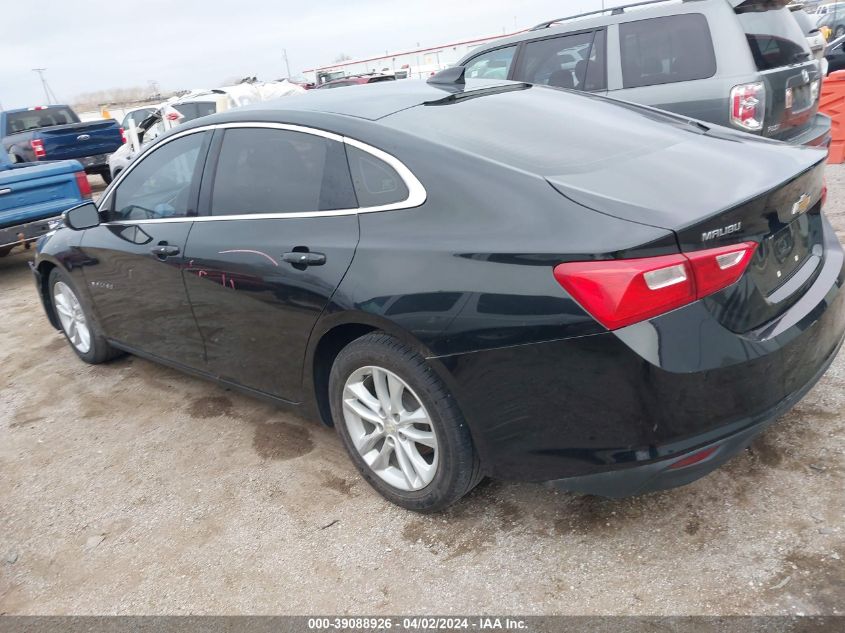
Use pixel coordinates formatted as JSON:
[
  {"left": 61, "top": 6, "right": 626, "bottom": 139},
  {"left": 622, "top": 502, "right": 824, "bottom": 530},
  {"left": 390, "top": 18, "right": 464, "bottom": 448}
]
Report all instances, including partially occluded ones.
[{"left": 63, "top": 202, "right": 100, "bottom": 230}]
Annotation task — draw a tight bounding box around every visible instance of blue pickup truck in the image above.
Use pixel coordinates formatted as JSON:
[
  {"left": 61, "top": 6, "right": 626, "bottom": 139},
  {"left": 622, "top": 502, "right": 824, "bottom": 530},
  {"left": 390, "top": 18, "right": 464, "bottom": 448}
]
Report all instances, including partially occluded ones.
[
  {"left": 1, "top": 105, "right": 123, "bottom": 185},
  {"left": 0, "top": 149, "right": 91, "bottom": 257}
]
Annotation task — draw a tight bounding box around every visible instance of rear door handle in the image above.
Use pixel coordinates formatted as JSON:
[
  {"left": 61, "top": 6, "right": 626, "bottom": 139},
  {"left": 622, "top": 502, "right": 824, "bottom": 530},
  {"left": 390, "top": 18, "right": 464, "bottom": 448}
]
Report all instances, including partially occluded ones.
[
  {"left": 150, "top": 243, "right": 180, "bottom": 258},
  {"left": 282, "top": 251, "right": 326, "bottom": 268}
]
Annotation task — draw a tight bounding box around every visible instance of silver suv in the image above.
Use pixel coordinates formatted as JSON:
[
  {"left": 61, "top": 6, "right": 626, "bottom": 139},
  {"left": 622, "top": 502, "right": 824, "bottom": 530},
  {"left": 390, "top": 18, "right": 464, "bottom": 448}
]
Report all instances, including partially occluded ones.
[{"left": 458, "top": 0, "right": 830, "bottom": 147}]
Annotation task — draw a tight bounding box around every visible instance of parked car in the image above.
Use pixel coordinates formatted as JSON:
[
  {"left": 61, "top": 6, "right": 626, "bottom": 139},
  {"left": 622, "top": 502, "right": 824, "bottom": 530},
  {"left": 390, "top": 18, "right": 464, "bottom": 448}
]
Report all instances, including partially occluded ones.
[
  {"left": 824, "top": 33, "right": 845, "bottom": 72},
  {"left": 109, "top": 93, "right": 227, "bottom": 180},
  {"left": 317, "top": 74, "right": 397, "bottom": 89},
  {"left": 33, "top": 76, "right": 844, "bottom": 511},
  {"left": 458, "top": 0, "right": 830, "bottom": 147},
  {"left": 108, "top": 82, "right": 305, "bottom": 180},
  {"left": 120, "top": 106, "right": 158, "bottom": 131},
  {"left": 1, "top": 105, "right": 124, "bottom": 185},
  {"left": 0, "top": 148, "right": 91, "bottom": 257},
  {"left": 791, "top": 3, "right": 829, "bottom": 74}
]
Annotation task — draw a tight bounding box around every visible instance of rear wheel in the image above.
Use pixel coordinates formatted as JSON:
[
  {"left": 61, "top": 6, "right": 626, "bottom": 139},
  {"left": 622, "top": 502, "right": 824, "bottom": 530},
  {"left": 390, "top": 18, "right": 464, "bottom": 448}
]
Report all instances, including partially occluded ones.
[
  {"left": 49, "top": 268, "right": 120, "bottom": 364},
  {"left": 836, "top": 24, "right": 845, "bottom": 37},
  {"left": 329, "top": 332, "right": 482, "bottom": 512}
]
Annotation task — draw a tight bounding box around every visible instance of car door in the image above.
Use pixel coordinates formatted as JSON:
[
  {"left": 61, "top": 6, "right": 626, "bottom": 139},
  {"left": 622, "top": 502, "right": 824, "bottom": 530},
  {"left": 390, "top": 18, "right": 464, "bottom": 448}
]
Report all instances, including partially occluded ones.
[
  {"left": 81, "top": 130, "right": 211, "bottom": 367},
  {"left": 182, "top": 124, "right": 363, "bottom": 402},
  {"left": 511, "top": 29, "right": 608, "bottom": 94}
]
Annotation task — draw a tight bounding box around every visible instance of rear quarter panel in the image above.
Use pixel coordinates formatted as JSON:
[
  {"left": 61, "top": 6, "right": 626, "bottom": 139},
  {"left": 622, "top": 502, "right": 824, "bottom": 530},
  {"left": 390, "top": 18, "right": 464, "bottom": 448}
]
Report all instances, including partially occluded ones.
[{"left": 327, "top": 133, "right": 676, "bottom": 358}]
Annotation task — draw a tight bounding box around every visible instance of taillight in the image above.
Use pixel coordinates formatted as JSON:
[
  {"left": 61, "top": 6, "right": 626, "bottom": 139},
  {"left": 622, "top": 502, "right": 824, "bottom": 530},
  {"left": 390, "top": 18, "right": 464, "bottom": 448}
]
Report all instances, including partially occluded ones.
[
  {"left": 120, "top": 127, "right": 127, "bottom": 144},
  {"left": 730, "top": 82, "right": 765, "bottom": 132},
  {"left": 30, "top": 139, "right": 46, "bottom": 159},
  {"left": 74, "top": 171, "right": 92, "bottom": 198},
  {"left": 553, "top": 242, "right": 757, "bottom": 330}
]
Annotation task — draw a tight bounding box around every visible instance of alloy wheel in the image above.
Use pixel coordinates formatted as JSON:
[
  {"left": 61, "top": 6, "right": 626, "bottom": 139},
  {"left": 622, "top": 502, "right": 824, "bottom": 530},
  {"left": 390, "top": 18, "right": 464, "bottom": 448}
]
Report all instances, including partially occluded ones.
[
  {"left": 53, "top": 281, "right": 91, "bottom": 354},
  {"left": 341, "top": 365, "right": 439, "bottom": 491}
]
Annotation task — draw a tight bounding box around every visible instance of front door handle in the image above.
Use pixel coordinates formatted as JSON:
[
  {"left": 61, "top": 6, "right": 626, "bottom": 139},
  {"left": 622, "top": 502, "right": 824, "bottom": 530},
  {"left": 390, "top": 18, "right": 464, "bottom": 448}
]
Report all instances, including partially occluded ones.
[
  {"left": 150, "top": 243, "right": 180, "bottom": 259},
  {"left": 282, "top": 251, "right": 326, "bottom": 268}
]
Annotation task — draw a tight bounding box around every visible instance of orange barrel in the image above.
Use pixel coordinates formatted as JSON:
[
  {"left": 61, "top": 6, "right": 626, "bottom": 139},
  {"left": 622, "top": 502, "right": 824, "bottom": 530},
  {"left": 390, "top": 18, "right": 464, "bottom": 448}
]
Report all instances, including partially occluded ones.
[{"left": 819, "top": 70, "right": 845, "bottom": 164}]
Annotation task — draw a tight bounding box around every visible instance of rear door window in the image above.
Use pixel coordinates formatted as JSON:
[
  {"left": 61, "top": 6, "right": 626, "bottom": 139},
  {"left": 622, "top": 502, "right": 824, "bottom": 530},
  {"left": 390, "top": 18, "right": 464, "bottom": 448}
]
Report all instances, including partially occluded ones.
[
  {"left": 734, "top": 5, "right": 812, "bottom": 70},
  {"left": 513, "top": 30, "right": 606, "bottom": 91},
  {"left": 210, "top": 128, "right": 356, "bottom": 215},
  {"left": 619, "top": 14, "right": 717, "bottom": 88},
  {"left": 464, "top": 46, "right": 517, "bottom": 80}
]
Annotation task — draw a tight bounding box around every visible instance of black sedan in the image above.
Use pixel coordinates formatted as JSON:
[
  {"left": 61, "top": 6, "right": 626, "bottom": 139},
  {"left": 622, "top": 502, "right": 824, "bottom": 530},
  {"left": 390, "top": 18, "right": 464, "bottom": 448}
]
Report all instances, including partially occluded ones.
[{"left": 33, "top": 73, "right": 845, "bottom": 512}]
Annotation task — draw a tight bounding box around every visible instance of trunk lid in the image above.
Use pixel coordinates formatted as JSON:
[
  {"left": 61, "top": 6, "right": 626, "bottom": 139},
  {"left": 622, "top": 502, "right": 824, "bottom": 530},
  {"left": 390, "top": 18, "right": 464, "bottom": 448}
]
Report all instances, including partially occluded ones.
[
  {"left": 547, "top": 129, "right": 827, "bottom": 332},
  {"left": 37, "top": 119, "right": 123, "bottom": 161}
]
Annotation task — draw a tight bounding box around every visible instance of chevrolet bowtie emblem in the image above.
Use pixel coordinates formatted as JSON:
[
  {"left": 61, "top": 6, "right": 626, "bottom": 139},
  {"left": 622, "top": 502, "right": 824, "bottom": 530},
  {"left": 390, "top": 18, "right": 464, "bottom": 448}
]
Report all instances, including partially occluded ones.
[{"left": 791, "top": 193, "right": 812, "bottom": 216}]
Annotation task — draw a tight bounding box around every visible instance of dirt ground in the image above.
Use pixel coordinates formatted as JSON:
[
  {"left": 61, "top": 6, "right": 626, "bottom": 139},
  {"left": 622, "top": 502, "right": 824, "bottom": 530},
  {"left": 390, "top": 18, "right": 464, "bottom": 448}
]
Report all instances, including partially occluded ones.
[{"left": 0, "top": 170, "right": 843, "bottom": 616}]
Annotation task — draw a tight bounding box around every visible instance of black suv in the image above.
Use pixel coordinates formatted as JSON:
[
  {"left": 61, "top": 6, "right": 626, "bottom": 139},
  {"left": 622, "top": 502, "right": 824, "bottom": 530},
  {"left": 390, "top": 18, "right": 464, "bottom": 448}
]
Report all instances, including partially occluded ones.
[{"left": 458, "top": 0, "right": 830, "bottom": 147}]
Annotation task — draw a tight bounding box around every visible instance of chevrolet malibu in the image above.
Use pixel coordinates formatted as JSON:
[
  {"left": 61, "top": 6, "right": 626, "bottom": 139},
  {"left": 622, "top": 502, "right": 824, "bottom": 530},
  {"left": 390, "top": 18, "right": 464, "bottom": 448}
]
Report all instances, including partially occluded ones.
[{"left": 32, "top": 74, "right": 845, "bottom": 512}]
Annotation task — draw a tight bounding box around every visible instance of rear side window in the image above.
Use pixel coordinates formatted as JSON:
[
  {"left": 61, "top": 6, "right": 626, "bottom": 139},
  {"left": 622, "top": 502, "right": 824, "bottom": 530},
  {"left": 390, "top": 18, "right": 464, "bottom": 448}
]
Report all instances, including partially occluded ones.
[
  {"left": 514, "top": 30, "right": 607, "bottom": 91},
  {"left": 735, "top": 5, "right": 812, "bottom": 71},
  {"left": 4, "top": 107, "right": 80, "bottom": 134},
  {"left": 464, "top": 46, "right": 517, "bottom": 80},
  {"left": 619, "top": 14, "right": 716, "bottom": 88},
  {"left": 346, "top": 145, "right": 409, "bottom": 207},
  {"left": 210, "top": 128, "right": 356, "bottom": 215}
]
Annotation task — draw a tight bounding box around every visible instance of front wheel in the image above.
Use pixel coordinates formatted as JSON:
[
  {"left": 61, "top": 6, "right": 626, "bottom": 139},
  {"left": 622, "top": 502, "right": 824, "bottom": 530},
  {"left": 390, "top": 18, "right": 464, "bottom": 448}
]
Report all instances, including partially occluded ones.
[
  {"left": 49, "top": 268, "right": 121, "bottom": 364},
  {"left": 329, "top": 332, "right": 482, "bottom": 512}
]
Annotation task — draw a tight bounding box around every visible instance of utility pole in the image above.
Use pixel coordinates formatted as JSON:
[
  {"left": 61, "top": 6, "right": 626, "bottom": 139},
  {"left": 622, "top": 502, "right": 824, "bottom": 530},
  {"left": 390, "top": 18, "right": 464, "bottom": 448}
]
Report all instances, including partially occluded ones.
[
  {"left": 282, "top": 49, "right": 292, "bottom": 79},
  {"left": 32, "top": 68, "right": 57, "bottom": 104}
]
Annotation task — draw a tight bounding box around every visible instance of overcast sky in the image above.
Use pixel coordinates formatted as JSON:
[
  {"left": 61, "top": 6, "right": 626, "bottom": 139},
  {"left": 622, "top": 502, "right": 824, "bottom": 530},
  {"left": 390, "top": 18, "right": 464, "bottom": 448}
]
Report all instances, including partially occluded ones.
[{"left": 0, "top": 0, "right": 624, "bottom": 109}]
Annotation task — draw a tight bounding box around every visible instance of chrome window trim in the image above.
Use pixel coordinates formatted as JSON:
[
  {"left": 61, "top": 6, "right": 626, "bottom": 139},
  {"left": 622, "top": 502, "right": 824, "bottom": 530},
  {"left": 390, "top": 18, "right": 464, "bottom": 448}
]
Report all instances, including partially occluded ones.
[{"left": 99, "top": 121, "right": 426, "bottom": 225}]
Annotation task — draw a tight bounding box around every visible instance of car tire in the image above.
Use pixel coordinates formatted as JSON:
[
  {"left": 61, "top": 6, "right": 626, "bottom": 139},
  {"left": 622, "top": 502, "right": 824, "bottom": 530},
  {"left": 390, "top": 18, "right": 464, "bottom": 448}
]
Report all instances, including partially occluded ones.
[
  {"left": 101, "top": 170, "right": 113, "bottom": 185},
  {"left": 329, "top": 332, "right": 483, "bottom": 512},
  {"left": 48, "top": 268, "right": 121, "bottom": 364},
  {"left": 837, "top": 25, "right": 845, "bottom": 37}
]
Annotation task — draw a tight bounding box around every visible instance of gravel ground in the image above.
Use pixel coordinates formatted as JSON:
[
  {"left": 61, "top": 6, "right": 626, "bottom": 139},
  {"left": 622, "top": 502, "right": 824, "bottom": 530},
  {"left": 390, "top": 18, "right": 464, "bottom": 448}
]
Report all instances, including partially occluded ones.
[{"left": 0, "top": 171, "right": 843, "bottom": 616}]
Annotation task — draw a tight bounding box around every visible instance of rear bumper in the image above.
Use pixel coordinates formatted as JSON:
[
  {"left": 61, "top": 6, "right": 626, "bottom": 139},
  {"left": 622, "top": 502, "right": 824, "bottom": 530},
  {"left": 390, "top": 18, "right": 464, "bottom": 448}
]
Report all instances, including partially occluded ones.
[
  {"left": 440, "top": 215, "right": 845, "bottom": 488},
  {"left": 79, "top": 153, "right": 110, "bottom": 172},
  {"left": 779, "top": 113, "right": 832, "bottom": 148},
  {"left": 0, "top": 215, "right": 61, "bottom": 250},
  {"left": 547, "top": 328, "right": 843, "bottom": 497}
]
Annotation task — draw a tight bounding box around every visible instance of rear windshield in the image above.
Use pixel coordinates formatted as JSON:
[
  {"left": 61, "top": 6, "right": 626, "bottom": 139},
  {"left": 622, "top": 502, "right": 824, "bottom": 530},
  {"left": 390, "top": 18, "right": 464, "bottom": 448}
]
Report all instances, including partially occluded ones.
[
  {"left": 4, "top": 106, "right": 79, "bottom": 135},
  {"left": 736, "top": 5, "right": 812, "bottom": 70}
]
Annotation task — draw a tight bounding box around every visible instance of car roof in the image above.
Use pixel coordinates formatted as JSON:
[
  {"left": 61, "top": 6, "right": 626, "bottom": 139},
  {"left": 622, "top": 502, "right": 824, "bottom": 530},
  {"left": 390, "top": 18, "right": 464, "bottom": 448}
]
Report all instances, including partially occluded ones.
[{"left": 241, "top": 77, "right": 514, "bottom": 120}]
